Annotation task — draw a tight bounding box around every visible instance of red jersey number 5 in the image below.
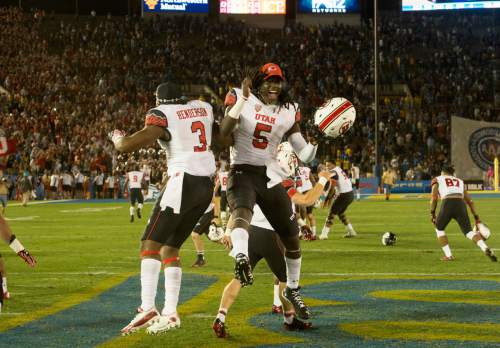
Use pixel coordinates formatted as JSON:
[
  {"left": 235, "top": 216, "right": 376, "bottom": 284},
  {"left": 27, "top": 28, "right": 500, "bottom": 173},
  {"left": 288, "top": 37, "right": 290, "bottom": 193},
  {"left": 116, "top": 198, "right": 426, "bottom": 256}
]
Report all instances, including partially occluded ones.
[{"left": 252, "top": 123, "right": 272, "bottom": 149}]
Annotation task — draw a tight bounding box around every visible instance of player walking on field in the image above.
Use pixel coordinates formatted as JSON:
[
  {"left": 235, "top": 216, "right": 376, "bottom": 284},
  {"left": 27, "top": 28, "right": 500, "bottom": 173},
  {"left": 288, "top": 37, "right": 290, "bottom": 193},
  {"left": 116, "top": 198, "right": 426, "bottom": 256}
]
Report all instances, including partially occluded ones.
[
  {"left": 124, "top": 166, "right": 145, "bottom": 223},
  {"left": 220, "top": 63, "right": 317, "bottom": 314},
  {"left": 320, "top": 162, "right": 357, "bottom": 239},
  {"left": 430, "top": 165, "right": 497, "bottom": 262},
  {"left": 109, "top": 82, "right": 218, "bottom": 335}
]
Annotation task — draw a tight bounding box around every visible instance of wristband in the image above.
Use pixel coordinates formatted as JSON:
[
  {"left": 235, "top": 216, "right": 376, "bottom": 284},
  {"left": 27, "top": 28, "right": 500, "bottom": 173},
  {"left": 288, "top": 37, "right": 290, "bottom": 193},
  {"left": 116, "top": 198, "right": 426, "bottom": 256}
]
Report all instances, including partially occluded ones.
[
  {"left": 227, "top": 96, "right": 247, "bottom": 120},
  {"left": 318, "top": 177, "right": 328, "bottom": 187},
  {"left": 9, "top": 238, "right": 25, "bottom": 254}
]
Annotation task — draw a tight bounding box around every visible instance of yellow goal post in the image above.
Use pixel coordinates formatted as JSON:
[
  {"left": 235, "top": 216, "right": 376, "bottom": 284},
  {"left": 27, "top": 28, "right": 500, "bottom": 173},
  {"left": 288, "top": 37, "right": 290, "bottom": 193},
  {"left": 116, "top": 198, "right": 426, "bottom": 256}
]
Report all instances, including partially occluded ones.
[{"left": 495, "top": 157, "right": 499, "bottom": 192}]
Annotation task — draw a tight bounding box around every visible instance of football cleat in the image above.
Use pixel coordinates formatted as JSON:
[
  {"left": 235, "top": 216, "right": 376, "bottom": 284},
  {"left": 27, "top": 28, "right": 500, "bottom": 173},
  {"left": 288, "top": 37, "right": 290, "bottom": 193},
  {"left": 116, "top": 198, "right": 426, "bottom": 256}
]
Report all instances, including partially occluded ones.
[
  {"left": 234, "top": 253, "right": 253, "bottom": 287},
  {"left": 485, "top": 248, "right": 497, "bottom": 262},
  {"left": 212, "top": 318, "right": 228, "bottom": 338},
  {"left": 137, "top": 209, "right": 142, "bottom": 219},
  {"left": 344, "top": 227, "right": 357, "bottom": 238},
  {"left": 130, "top": 215, "right": 134, "bottom": 223},
  {"left": 121, "top": 307, "right": 159, "bottom": 335},
  {"left": 272, "top": 305, "right": 283, "bottom": 314},
  {"left": 192, "top": 258, "right": 206, "bottom": 268},
  {"left": 441, "top": 255, "right": 455, "bottom": 261},
  {"left": 146, "top": 313, "right": 181, "bottom": 335},
  {"left": 283, "top": 317, "right": 313, "bottom": 331},
  {"left": 283, "top": 287, "right": 311, "bottom": 320},
  {"left": 319, "top": 233, "right": 328, "bottom": 240}
]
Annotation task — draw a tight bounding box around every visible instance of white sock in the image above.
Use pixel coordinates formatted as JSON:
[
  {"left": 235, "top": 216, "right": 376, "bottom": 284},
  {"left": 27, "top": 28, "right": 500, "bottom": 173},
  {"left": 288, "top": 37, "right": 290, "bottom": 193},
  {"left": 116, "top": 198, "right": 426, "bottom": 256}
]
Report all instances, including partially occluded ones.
[
  {"left": 216, "top": 308, "right": 227, "bottom": 323},
  {"left": 130, "top": 206, "right": 135, "bottom": 216},
  {"left": 285, "top": 256, "right": 301, "bottom": 289},
  {"left": 347, "top": 223, "right": 354, "bottom": 232},
  {"left": 321, "top": 225, "right": 329, "bottom": 236},
  {"left": 140, "top": 258, "right": 161, "bottom": 311},
  {"left": 138, "top": 203, "right": 143, "bottom": 210},
  {"left": 311, "top": 226, "right": 317, "bottom": 236},
  {"left": 2, "top": 277, "right": 7, "bottom": 292},
  {"left": 442, "top": 245, "right": 452, "bottom": 258},
  {"left": 297, "top": 218, "right": 306, "bottom": 227},
  {"left": 476, "top": 239, "right": 488, "bottom": 252},
  {"left": 273, "top": 284, "right": 282, "bottom": 306},
  {"left": 357, "top": 191, "right": 360, "bottom": 200},
  {"left": 231, "top": 228, "right": 249, "bottom": 257},
  {"left": 162, "top": 267, "right": 182, "bottom": 316}
]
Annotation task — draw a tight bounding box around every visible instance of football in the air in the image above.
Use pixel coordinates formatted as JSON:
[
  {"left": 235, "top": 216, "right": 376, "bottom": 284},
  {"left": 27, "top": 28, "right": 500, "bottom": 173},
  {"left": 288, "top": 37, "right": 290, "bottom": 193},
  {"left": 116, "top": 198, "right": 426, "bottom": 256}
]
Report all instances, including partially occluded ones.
[
  {"left": 382, "top": 232, "right": 397, "bottom": 246},
  {"left": 473, "top": 222, "right": 491, "bottom": 240},
  {"left": 314, "top": 97, "right": 356, "bottom": 138}
]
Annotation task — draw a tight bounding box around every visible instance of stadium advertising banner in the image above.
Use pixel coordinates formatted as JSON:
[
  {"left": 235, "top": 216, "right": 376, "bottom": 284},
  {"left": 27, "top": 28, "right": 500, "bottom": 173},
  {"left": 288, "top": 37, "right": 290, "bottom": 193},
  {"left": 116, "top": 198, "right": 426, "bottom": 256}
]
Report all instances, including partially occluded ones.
[
  {"left": 402, "top": 0, "right": 500, "bottom": 12},
  {"left": 392, "top": 180, "right": 432, "bottom": 194},
  {"left": 143, "top": 0, "right": 209, "bottom": 13},
  {"left": 451, "top": 116, "right": 500, "bottom": 180},
  {"left": 298, "top": 0, "right": 360, "bottom": 13},
  {"left": 220, "top": 0, "right": 286, "bottom": 14}
]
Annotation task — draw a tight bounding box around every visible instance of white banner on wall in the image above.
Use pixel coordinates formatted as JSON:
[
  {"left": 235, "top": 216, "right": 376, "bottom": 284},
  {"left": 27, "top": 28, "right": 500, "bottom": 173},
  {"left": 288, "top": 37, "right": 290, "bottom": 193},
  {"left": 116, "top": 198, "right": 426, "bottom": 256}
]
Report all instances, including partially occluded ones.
[{"left": 451, "top": 116, "right": 500, "bottom": 180}]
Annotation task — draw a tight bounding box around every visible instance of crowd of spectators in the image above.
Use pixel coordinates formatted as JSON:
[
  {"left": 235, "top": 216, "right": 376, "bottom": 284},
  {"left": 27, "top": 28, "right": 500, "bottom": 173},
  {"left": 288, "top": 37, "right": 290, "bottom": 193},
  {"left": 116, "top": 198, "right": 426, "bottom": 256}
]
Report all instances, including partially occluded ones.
[{"left": 0, "top": 6, "right": 498, "bottom": 196}]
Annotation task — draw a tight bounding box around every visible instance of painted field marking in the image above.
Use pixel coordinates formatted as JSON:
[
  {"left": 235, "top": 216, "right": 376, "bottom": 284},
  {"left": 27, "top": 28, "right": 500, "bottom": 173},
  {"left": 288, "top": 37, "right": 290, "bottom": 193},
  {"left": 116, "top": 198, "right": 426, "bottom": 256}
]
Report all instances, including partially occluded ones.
[
  {"left": 4, "top": 216, "right": 39, "bottom": 221},
  {"left": 59, "top": 206, "right": 123, "bottom": 213}
]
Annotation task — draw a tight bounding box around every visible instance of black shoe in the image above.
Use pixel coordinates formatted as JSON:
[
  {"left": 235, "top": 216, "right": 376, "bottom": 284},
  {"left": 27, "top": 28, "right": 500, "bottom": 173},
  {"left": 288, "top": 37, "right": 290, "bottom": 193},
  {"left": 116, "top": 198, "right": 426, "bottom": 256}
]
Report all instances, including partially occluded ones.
[
  {"left": 130, "top": 215, "right": 134, "bottom": 223},
  {"left": 485, "top": 248, "right": 498, "bottom": 262},
  {"left": 234, "top": 253, "right": 253, "bottom": 287},
  {"left": 192, "top": 258, "right": 206, "bottom": 267},
  {"left": 283, "top": 287, "right": 310, "bottom": 320},
  {"left": 212, "top": 318, "right": 228, "bottom": 338},
  {"left": 137, "top": 209, "right": 142, "bottom": 219},
  {"left": 283, "top": 317, "right": 312, "bottom": 331}
]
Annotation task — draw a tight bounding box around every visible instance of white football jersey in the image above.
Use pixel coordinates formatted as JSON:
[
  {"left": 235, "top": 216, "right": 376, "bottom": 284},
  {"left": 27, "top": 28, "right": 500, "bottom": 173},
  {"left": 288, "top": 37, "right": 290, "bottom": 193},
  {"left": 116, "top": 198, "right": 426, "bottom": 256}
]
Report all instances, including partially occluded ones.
[
  {"left": 331, "top": 166, "right": 353, "bottom": 194},
  {"left": 50, "top": 174, "right": 59, "bottom": 187},
  {"left": 350, "top": 166, "right": 360, "bottom": 180},
  {"left": 297, "top": 166, "right": 313, "bottom": 193},
  {"left": 251, "top": 204, "right": 274, "bottom": 231},
  {"left": 127, "top": 171, "right": 144, "bottom": 189},
  {"left": 146, "top": 100, "right": 216, "bottom": 177},
  {"left": 226, "top": 88, "right": 299, "bottom": 166},
  {"left": 218, "top": 170, "right": 229, "bottom": 192},
  {"left": 434, "top": 175, "right": 464, "bottom": 198}
]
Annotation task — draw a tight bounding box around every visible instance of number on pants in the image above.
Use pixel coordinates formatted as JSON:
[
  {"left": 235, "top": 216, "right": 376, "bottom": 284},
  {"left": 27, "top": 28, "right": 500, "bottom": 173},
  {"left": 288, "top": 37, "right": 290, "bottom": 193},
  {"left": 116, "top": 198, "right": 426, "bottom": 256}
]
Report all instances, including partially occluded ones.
[
  {"left": 191, "top": 121, "right": 207, "bottom": 152},
  {"left": 252, "top": 123, "right": 272, "bottom": 149}
]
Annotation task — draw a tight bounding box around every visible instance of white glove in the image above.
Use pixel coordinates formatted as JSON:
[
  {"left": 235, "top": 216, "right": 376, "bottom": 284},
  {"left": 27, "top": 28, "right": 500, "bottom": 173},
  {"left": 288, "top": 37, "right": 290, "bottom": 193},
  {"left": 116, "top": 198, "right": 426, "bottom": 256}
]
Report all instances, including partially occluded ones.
[{"left": 108, "top": 130, "right": 126, "bottom": 144}]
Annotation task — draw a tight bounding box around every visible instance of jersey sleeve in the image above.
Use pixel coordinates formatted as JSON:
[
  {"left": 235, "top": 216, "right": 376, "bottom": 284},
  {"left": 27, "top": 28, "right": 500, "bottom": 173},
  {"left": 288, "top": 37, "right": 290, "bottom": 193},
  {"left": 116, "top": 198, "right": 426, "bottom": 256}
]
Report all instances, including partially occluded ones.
[
  {"left": 294, "top": 106, "right": 301, "bottom": 123},
  {"left": 145, "top": 108, "right": 168, "bottom": 128},
  {"left": 331, "top": 172, "right": 339, "bottom": 180},
  {"left": 224, "top": 89, "right": 237, "bottom": 107}
]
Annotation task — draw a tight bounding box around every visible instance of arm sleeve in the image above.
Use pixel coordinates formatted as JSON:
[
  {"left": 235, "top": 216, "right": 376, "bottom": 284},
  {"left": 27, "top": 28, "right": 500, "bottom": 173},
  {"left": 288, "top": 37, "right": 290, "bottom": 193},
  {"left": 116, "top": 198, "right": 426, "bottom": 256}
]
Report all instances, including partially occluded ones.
[
  {"left": 288, "top": 132, "right": 317, "bottom": 163},
  {"left": 145, "top": 108, "right": 168, "bottom": 128}
]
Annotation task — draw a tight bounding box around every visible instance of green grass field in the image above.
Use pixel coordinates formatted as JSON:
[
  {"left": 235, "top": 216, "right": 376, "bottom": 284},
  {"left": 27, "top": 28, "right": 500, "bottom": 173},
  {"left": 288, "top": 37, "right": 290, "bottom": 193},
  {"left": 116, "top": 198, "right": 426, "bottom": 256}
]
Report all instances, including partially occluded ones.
[{"left": 0, "top": 198, "right": 499, "bottom": 347}]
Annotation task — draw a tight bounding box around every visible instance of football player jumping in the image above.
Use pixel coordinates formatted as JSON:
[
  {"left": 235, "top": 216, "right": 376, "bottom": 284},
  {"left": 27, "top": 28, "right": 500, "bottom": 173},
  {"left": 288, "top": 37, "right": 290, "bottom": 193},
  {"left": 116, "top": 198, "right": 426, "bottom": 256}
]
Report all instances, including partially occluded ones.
[
  {"left": 110, "top": 82, "right": 220, "bottom": 335},
  {"left": 220, "top": 63, "right": 317, "bottom": 315},
  {"left": 430, "top": 165, "right": 497, "bottom": 262},
  {"left": 0, "top": 215, "right": 36, "bottom": 312},
  {"left": 213, "top": 146, "right": 333, "bottom": 338}
]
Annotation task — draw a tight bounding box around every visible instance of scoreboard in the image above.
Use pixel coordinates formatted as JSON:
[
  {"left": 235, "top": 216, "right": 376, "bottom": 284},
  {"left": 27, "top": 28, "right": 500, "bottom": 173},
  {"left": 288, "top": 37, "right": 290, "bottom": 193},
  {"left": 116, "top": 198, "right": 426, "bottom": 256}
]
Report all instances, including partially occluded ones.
[{"left": 220, "top": 0, "right": 286, "bottom": 14}]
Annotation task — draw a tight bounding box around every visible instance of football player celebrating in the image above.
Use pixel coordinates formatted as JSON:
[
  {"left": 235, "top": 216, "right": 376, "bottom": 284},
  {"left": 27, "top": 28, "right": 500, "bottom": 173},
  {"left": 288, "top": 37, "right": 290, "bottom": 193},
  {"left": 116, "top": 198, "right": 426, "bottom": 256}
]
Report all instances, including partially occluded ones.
[
  {"left": 319, "top": 161, "right": 357, "bottom": 239},
  {"left": 0, "top": 215, "right": 36, "bottom": 312},
  {"left": 109, "top": 82, "right": 217, "bottom": 335},
  {"left": 124, "top": 165, "right": 145, "bottom": 223},
  {"left": 220, "top": 62, "right": 317, "bottom": 316},
  {"left": 213, "top": 149, "right": 332, "bottom": 338},
  {"left": 430, "top": 165, "right": 496, "bottom": 262}
]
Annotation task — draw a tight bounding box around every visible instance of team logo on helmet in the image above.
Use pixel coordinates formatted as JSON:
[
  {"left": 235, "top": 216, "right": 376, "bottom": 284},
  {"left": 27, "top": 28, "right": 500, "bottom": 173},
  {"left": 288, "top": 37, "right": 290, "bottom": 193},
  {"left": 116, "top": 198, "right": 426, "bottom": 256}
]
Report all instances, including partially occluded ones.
[{"left": 468, "top": 127, "right": 500, "bottom": 171}]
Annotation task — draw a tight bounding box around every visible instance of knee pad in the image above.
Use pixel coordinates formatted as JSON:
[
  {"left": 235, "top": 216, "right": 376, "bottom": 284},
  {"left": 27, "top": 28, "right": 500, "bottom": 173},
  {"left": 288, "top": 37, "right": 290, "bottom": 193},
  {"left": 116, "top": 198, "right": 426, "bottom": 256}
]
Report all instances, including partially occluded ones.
[{"left": 435, "top": 229, "right": 446, "bottom": 238}]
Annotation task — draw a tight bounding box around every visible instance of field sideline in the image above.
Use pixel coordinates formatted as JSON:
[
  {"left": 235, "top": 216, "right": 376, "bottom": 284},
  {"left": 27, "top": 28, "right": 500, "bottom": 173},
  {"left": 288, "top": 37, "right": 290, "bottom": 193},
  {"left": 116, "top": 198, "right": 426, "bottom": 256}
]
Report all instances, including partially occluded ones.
[{"left": 0, "top": 198, "right": 499, "bottom": 347}]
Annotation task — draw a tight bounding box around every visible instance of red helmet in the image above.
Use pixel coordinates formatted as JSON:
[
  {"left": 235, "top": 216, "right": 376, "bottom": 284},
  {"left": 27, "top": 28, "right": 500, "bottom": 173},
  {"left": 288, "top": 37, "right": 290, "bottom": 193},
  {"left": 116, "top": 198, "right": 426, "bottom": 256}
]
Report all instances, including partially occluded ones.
[{"left": 260, "top": 63, "right": 284, "bottom": 81}]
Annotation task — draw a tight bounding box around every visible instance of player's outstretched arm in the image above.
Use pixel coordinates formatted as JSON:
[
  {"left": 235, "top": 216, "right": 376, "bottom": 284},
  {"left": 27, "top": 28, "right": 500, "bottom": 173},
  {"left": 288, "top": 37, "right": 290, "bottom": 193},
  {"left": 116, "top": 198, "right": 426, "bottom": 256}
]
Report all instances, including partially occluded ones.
[
  {"left": 287, "top": 124, "right": 317, "bottom": 164},
  {"left": 220, "top": 77, "right": 251, "bottom": 137},
  {"left": 0, "top": 215, "right": 36, "bottom": 267},
  {"left": 430, "top": 181, "right": 439, "bottom": 225},
  {"left": 109, "top": 125, "right": 168, "bottom": 153},
  {"left": 464, "top": 191, "right": 480, "bottom": 224},
  {"left": 290, "top": 171, "right": 331, "bottom": 206}
]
